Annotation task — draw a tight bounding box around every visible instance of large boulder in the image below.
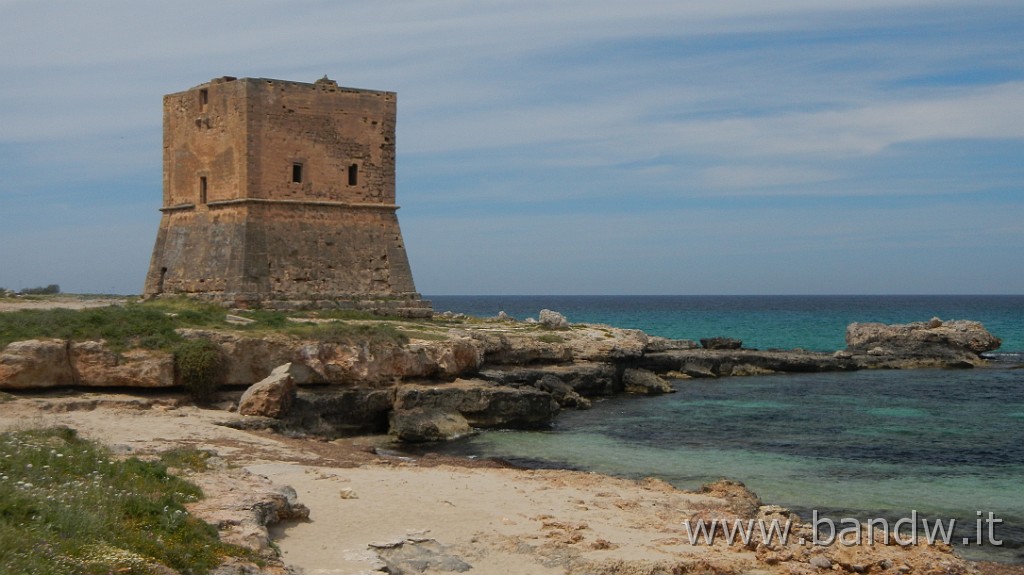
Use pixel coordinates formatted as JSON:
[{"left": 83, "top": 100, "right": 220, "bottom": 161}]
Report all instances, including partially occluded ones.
[
  {"left": 0, "top": 339, "right": 72, "bottom": 389},
  {"left": 239, "top": 363, "right": 298, "bottom": 418},
  {"left": 394, "top": 379, "right": 559, "bottom": 430},
  {"left": 538, "top": 309, "right": 570, "bottom": 329},
  {"left": 846, "top": 319, "right": 1001, "bottom": 361}
]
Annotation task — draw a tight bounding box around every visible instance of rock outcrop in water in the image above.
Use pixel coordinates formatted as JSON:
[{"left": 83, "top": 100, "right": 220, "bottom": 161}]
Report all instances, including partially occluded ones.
[
  {"left": 0, "top": 312, "right": 1004, "bottom": 441},
  {"left": 845, "top": 318, "right": 1001, "bottom": 367}
]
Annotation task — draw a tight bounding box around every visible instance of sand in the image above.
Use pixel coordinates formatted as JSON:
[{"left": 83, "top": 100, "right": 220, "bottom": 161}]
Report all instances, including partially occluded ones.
[{"left": 0, "top": 391, "right": 997, "bottom": 575}]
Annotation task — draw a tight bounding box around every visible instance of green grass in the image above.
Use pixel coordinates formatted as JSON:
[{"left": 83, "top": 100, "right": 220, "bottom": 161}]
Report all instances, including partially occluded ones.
[
  {"left": 0, "top": 298, "right": 230, "bottom": 351},
  {"left": 0, "top": 297, "right": 420, "bottom": 351},
  {"left": 0, "top": 427, "right": 256, "bottom": 574},
  {"left": 291, "top": 322, "right": 410, "bottom": 346}
]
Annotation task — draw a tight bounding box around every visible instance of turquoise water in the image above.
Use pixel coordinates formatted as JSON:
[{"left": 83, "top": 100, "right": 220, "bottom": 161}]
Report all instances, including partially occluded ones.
[
  {"left": 429, "top": 295, "right": 1024, "bottom": 353},
  {"left": 421, "top": 295, "right": 1024, "bottom": 562}
]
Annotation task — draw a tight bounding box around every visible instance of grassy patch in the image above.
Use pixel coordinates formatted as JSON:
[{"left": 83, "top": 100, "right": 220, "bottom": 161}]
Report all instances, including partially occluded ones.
[
  {"left": 294, "top": 322, "right": 410, "bottom": 347},
  {"left": 0, "top": 298, "right": 230, "bottom": 351},
  {"left": 0, "top": 427, "right": 255, "bottom": 574},
  {"left": 536, "top": 333, "right": 567, "bottom": 344}
]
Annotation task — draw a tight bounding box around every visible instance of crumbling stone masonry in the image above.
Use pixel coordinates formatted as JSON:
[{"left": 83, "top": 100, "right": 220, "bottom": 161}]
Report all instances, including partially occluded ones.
[{"left": 143, "top": 76, "right": 431, "bottom": 317}]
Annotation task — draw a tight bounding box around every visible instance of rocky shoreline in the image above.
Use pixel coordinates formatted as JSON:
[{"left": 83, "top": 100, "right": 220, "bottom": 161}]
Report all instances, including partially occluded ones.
[
  {"left": 0, "top": 307, "right": 1003, "bottom": 442},
  {"left": 0, "top": 303, "right": 1014, "bottom": 575}
]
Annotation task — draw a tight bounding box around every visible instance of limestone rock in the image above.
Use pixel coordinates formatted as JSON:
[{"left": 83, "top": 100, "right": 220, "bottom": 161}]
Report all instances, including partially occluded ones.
[
  {"left": 239, "top": 364, "right": 297, "bottom": 418},
  {"left": 471, "top": 332, "right": 573, "bottom": 365},
  {"left": 700, "top": 337, "right": 743, "bottom": 350},
  {"left": 281, "top": 388, "right": 396, "bottom": 437},
  {"left": 0, "top": 339, "right": 72, "bottom": 389},
  {"left": 538, "top": 309, "right": 570, "bottom": 329},
  {"left": 699, "top": 479, "right": 762, "bottom": 519},
  {"left": 394, "top": 379, "right": 559, "bottom": 430},
  {"left": 180, "top": 329, "right": 295, "bottom": 387},
  {"left": 622, "top": 368, "right": 674, "bottom": 395},
  {"left": 567, "top": 326, "right": 649, "bottom": 361},
  {"left": 389, "top": 407, "right": 474, "bottom": 442},
  {"left": 646, "top": 337, "right": 699, "bottom": 352},
  {"left": 846, "top": 319, "right": 1001, "bottom": 360},
  {"left": 189, "top": 468, "right": 309, "bottom": 558},
  {"left": 295, "top": 337, "right": 483, "bottom": 386},
  {"left": 71, "top": 342, "right": 174, "bottom": 387},
  {"left": 480, "top": 362, "right": 619, "bottom": 397},
  {"left": 533, "top": 374, "right": 592, "bottom": 409},
  {"left": 371, "top": 538, "right": 472, "bottom": 574}
]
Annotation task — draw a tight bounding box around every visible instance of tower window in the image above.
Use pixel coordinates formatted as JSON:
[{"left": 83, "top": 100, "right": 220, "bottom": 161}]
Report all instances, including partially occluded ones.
[
  {"left": 199, "top": 176, "right": 208, "bottom": 204},
  {"left": 199, "top": 88, "right": 208, "bottom": 109},
  {"left": 348, "top": 163, "right": 358, "bottom": 186},
  {"left": 292, "top": 163, "right": 303, "bottom": 183}
]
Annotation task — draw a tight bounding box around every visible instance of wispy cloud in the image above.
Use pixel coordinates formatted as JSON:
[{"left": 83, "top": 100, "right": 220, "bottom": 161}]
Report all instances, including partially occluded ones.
[{"left": 0, "top": 0, "right": 1021, "bottom": 293}]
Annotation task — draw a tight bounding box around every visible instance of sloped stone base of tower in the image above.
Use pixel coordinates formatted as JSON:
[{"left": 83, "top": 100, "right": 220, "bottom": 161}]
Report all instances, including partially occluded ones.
[{"left": 144, "top": 202, "right": 432, "bottom": 318}]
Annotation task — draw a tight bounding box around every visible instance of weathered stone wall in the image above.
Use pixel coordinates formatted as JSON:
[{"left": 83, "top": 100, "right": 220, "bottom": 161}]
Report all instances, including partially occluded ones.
[
  {"left": 242, "top": 203, "right": 415, "bottom": 296},
  {"left": 246, "top": 78, "right": 396, "bottom": 205},
  {"left": 163, "top": 76, "right": 249, "bottom": 207},
  {"left": 144, "top": 76, "right": 427, "bottom": 314}
]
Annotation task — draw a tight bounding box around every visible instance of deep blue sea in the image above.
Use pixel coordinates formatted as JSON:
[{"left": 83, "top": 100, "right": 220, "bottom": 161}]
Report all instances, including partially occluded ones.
[{"left": 423, "top": 295, "right": 1024, "bottom": 563}]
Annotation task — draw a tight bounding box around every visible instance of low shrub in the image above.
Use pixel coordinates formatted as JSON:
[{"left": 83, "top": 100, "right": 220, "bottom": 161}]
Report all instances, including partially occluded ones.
[{"left": 173, "top": 339, "right": 225, "bottom": 403}]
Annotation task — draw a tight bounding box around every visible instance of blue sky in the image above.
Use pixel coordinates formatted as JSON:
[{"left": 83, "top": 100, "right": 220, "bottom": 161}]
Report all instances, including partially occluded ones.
[{"left": 1, "top": 1, "right": 1021, "bottom": 295}]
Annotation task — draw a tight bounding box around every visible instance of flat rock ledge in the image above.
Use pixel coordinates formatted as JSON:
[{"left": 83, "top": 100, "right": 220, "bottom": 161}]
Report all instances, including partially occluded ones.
[{"left": 0, "top": 317, "right": 1003, "bottom": 441}]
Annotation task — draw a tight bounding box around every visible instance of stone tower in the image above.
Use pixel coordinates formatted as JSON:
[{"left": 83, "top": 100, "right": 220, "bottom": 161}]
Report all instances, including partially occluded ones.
[{"left": 144, "top": 76, "right": 430, "bottom": 316}]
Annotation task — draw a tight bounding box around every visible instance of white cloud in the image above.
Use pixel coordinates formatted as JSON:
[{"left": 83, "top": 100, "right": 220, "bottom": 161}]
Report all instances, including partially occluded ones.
[{"left": 0, "top": 0, "right": 1021, "bottom": 293}]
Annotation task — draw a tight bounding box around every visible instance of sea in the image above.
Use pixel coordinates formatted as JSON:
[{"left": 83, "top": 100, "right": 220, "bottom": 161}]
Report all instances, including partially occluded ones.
[{"left": 421, "top": 295, "right": 1024, "bottom": 563}]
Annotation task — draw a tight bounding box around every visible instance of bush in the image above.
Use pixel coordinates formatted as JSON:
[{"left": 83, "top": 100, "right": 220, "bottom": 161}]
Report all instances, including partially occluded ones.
[{"left": 173, "top": 339, "right": 225, "bottom": 403}]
